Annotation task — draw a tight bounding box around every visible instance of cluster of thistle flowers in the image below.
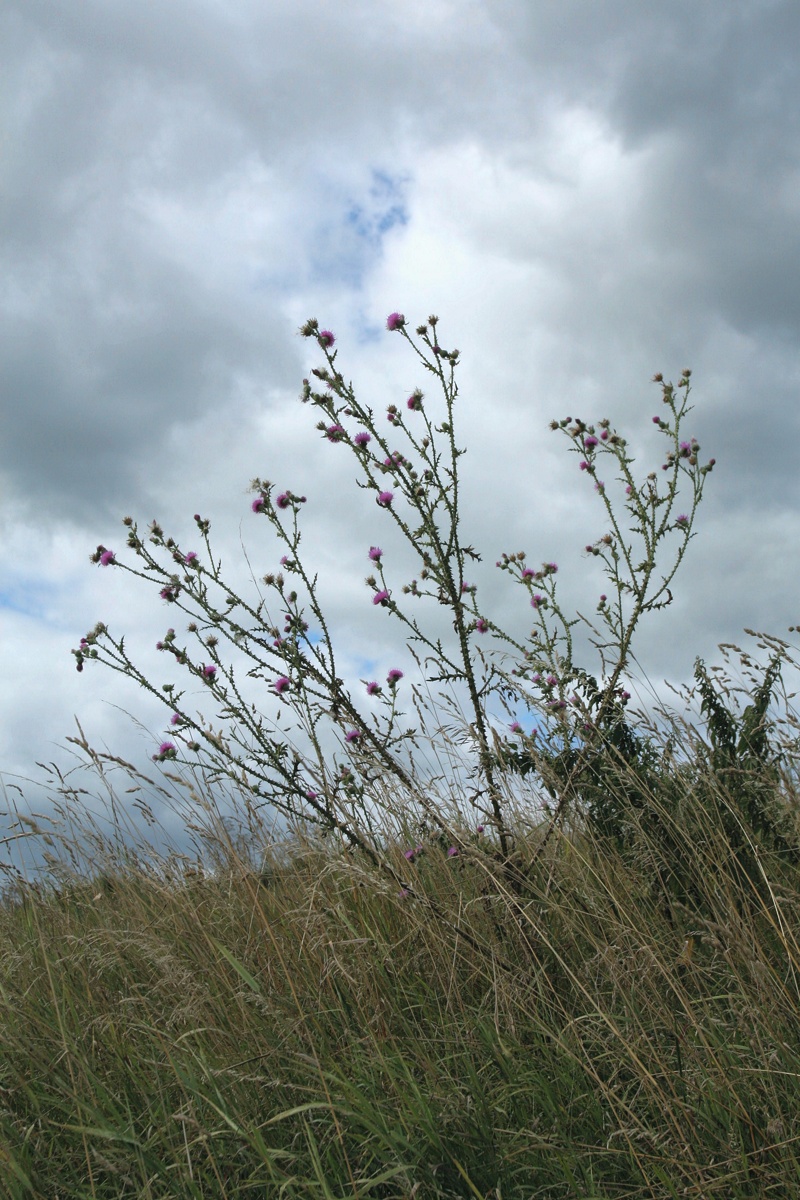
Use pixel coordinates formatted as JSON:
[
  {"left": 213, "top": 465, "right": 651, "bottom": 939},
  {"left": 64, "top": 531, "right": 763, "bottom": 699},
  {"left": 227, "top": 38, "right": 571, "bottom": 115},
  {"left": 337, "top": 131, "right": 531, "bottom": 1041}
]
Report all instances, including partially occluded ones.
[
  {"left": 72, "top": 315, "right": 715, "bottom": 889},
  {"left": 488, "top": 366, "right": 717, "bottom": 737},
  {"left": 72, "top": 384, "right": 440, "bottom": 871},
  {"left": 294, "top": 315, "right": 489, "bottom": 622}
]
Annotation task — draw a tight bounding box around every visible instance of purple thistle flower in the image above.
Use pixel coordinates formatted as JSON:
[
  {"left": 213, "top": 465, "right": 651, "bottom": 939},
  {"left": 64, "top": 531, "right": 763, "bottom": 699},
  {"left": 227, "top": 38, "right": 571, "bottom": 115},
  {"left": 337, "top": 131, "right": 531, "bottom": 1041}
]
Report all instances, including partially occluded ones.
[
  {"left": 447, "top": 846, "right": 459, "bottom": 857},
  {"left": 676, "top": 513, "right": 689, "bottom": 526},
  {"left": 368, "top": 546, "right": 383, "bottom": 561},
  {"left": 377, "top": 491, "right": 393, "bottom": 507},
  {"left": 679, "top": 441, "right": 692, "bottom": 457},
  {"left": 545, "top": 674, "right": 558, "bottom": 687},
  {"left": 475, "top": 618, "right": 488, "bottom": 633},
  {"left": 373, "top": 589, "right": 390, "bottom": 605},
  {"left": 185, "top": 551, "right": 198, "bottom": 564},
  {"left": 600, "top": 429, "right": 609, "bottom": 440},
  {"left": 274, "top": 676, "right": 291, "bottom": 695},
  {"left": 531, "top": 594, "right": 544, "bottom": 609},
  {"left": 252, "top": 497, "right": 265, "bottom": 513},
  {"left": 318, "top": 330, "right": 335, "bottom": 348},
  {"left": 386, "top": 312, "right": 405, "bottom": 331},
  {"left": 170, "top": 713, "right": 183, "bottom": 725},
  {"left": 546, "top": 563, "right": 558, "bottom": 573},
  {"left": 584, "top": 435, "right": 599, "bottom": 449},
  {"left": 345, "top": 729, "right": 361, "bottom": 743},
  {"left": 203, "top": 664, "right": 216, "bottom": 680},
  {"left": 366, "top": 681, "right": 381, "bottom": 695},
  {"left": 580, "top": 461, "right": 589, "bottom": 471},
  {"left": 404, "top": 848, "right": 416, "bottom": 861},
  {"left": 406, "top": 389, "right": 423, "bottom": 411},
  {"left": 276, "top": 492, "right": 290, "bottom": 509},
  {"left": 326, "top": 424, "right": 346, "bottom": 442},
  {"left": 99, "top": 549, "right": 116, "bottom": 566},
  {"left": 521, "top": 568, "right": 534, "bottom": 579},
  {"left": 510, "top": 721, "right": 522, "bottom": 733},
  {"left": 160, "top": 585, "right": 179, "bottom": 601},
  {"left": 306, "top": 789, "right": 318, "bottom": 800},
  {"left": 156, "top": 741, "right": 176, "bottom": 759},
  {"left": 354, "top": 431, "right": 371, "bottom": 447},
  {"left": 387, "top": 668, "right": 403, "bottom": 685},
  {"left": 476, "top": 825, "right": 485, "bottom": 834},
  {"left": 652, "top": 416, "right": 662, "bottom": 424}
]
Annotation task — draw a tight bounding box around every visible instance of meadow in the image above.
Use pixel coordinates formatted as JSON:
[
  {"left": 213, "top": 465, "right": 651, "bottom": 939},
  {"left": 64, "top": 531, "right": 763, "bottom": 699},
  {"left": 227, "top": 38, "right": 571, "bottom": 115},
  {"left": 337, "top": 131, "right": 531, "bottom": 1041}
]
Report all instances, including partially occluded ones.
[{"left": 2, "top": 315, "right": 799, "bottom": 1197}]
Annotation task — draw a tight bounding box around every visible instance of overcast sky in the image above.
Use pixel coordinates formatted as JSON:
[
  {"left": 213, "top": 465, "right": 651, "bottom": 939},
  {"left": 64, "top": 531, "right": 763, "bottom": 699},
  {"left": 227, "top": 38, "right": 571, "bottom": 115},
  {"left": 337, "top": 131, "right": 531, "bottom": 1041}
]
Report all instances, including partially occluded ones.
[{"left": 3, "top": 1, "right": 800, "bottom": 879}]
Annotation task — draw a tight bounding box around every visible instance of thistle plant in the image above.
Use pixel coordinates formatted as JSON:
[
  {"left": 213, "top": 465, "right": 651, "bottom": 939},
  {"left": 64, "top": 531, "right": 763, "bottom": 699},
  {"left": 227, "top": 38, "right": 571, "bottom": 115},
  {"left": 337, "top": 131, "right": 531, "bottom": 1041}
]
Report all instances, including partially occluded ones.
[{"left": 72, "top": 312, "right": 715, "bottom": 903}]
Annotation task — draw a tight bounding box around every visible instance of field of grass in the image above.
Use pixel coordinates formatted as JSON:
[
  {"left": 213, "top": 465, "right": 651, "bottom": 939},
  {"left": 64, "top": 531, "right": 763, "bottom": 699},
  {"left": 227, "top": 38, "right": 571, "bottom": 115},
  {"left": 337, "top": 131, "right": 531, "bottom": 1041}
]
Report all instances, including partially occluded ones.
[{"left": 2, "top": 680, "right": 800, "bottom": 1200}]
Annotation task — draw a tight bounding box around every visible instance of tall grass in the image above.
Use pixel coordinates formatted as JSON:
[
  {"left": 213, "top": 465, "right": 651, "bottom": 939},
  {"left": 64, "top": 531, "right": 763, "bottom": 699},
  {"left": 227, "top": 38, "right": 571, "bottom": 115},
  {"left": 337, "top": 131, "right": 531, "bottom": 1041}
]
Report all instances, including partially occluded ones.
[{"left": 3, "top": 650, "right": 800, "bottom": 1198}]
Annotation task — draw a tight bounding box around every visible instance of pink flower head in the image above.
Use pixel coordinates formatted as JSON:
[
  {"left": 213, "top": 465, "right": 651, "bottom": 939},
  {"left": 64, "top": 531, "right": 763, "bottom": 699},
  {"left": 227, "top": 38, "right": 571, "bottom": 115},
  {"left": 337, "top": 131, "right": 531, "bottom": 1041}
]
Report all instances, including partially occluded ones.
[
  {"left": 521, "top": 568, "right": 534, "bottom": 579},
  {"left": 276, "top": 492, "right": 291, "bottom": 509},
  {"left": 531, "top": 594, "right": 544, "bottom": 609},
  {"left": 252, "top": 497, "right": 265, "bottom": 513},
  {"left": 679, "top": 441, "right": 692, "bottom": 458},
  {"left": 510, "top": 721, "right": 522, "bottom": 733},
  {"left": 274, "top": 676, "right": 291, "bottom": 695},
  {"left": 406, "top": 389, "right": 423, "bottom": 412},
  {"left": 404, "top": 847, "right": 416, "bottom": 861},
  {"left": 203, "top": 664, "right": 216, "bottom": 680},
  {"left": 676, "top": 513, "right": 689, "bottom": 526},
  {"left": 377, "top": 491, "right": 393, "bottom": 507},
  {"left": 387, "top": 668, "right": 403, "bottom": 685},
  {"left": 354, "top": 431, "right": 371, "bottom": 447},
  {"left": 366, "top": 681, "right": 381, "bottom": 695},
  {"left": 580, "top": 461, "right": 589, "bottom": 471},
  {"left": 373, "top": 589, "right": 390, "bottom": 605},
  {"left": 368, "top": 546, "right": 383, "bottom": 561},
  {"left": 584, "top": 435, "right": 599, "bottom": 449},
  {"left": 345, "top": 728, "right": 361, "bottom": 743},
  {"left": 185, "top": 551, "right": 198, "bottom": 564},
  {"left": 318, "top": 330, "right": 335, "bottom": 348},
  {"left": 447, "top": 846, "right": 459, "bottom": 857},
  {"left": 386, "top": 312, "right": 405, "bottom": 331},
  {"left": 156, "top": 741, "right": 176, "bottom": 759},
  {"left": 326, "top": 424, "right": 346, "bottom": 442},
  {"left": 545, "top": 674, "right": 558, "bottom": 687},
  {"left": 170, "top": 712, "right": 183, "bottom": 725},
  {"left": 475, "top": 618, "right": 488, "bottom": 633},
  {"left": 476, "top": 825, "right": 485, "bottom": 834},
  {"left": 99, "top": 549, "right": 116, "bottom": 566}
]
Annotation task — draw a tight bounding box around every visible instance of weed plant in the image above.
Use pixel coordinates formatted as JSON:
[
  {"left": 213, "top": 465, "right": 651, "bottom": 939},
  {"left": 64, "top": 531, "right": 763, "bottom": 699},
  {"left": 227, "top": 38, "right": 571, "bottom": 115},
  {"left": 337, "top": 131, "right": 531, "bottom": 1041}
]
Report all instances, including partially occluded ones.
[{"left": 2, "top": 314, "right": 800, "bottom": 1197}]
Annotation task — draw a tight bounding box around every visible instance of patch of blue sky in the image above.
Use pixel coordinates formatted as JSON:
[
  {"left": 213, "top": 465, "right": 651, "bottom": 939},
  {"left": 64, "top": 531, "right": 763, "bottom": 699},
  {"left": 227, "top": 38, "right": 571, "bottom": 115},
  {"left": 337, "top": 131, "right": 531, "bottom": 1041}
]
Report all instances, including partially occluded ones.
[
  {"left": 308, "top": 168, "right": 411, "bottom": 299},
  {"left": 0, "top": 580, "right": 58, "bottom": 623}
]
